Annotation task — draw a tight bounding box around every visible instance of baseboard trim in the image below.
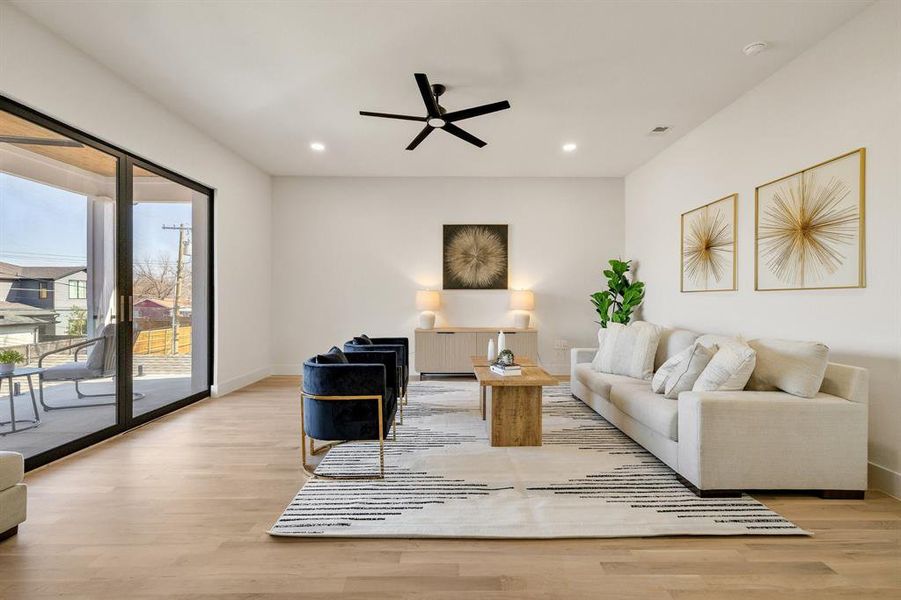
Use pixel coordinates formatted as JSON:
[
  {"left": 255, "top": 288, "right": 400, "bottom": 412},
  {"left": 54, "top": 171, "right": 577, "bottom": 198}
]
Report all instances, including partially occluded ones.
[
  {"left": 212, "top": 365, "right": 272, "bottom": 397},
  {"left": 868, "top": 461, "right": 901, "bottom": 499}
]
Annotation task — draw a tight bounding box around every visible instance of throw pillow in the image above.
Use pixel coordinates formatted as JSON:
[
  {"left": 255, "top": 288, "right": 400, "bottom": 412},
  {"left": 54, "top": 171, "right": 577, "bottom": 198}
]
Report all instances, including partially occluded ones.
[
  {"left": 745, "top": 338, "right": 829, "bottom": 398},
  {"left": 352, "top": 335, "right": 373, "bottom": 345},
  {"left": 692, "top": 337, "right": 757, "bottom": 392},
  {"left": 651, "top": 344, "right": 695, "bottom": 394},
  {"left": 663, "top": 342, "right": 717, "bottom": 399},
  {"left": 590, "top": 326, "right": 611, "bottom": 371},
  {"left": 594, "top": 321, "right": 662, "bottom": 380},
  {"left": 316, "top": 346, "right": 349, "bottom": 364}
]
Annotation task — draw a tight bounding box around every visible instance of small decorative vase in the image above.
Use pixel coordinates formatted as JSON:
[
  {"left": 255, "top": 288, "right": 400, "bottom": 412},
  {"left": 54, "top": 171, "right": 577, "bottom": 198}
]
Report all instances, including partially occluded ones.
[
  {"left": 487, "top": 339, "right": 496, "bottom": 361},
  {"left": 497, "top": 331, "right": 506, "bottom": 354},
  {"left": 0, "top": 363, "right": 14, "bottom": 375}
]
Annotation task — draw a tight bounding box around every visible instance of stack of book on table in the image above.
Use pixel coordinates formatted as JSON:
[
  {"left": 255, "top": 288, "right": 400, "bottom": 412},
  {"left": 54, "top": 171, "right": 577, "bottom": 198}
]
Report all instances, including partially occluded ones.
[{"left": 490, "top": 362, "right": 522, "bottom": 376}]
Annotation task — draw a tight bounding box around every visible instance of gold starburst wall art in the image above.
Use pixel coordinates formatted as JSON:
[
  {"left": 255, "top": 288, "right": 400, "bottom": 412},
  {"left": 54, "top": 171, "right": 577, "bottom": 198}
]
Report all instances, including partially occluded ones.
[
  {"left": 681, "top": 194, "right": 737, "bottom": 292},
  {"left": 443, "top": 225, "right": 508, "bottom": 289},
  {"left": 756, "top": 149, "right": 865, "bottom": 291}
]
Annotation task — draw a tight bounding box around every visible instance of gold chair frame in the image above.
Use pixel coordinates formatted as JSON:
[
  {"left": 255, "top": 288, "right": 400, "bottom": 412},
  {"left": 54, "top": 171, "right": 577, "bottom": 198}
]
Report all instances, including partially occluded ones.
[{"left": 300, "top": 390, "right": 396, "bottom": 480}]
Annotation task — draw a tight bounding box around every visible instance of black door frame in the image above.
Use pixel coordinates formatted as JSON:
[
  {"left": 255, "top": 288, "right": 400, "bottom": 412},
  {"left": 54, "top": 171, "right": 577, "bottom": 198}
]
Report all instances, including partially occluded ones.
[{"left": 0, "top": 95, "right": 215, "bottom": 471}]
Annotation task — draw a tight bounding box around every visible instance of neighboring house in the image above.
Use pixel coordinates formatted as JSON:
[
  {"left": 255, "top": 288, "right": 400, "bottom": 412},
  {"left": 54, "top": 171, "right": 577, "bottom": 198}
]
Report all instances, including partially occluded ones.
[
  {"left": 0, "top": 300, "right": 57, "bottom": 347},
  {"left": 133, "top": 298, "right": 192, "bottom": 322},
  {"left": 0, "top": 261, "right": 87, "bottom": 338}
]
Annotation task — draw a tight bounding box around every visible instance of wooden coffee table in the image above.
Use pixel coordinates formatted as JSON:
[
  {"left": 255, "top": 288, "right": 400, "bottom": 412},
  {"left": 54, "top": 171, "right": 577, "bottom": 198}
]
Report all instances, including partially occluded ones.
[{"left": 471, "top": 356, "right": 556, "bottom": 447}]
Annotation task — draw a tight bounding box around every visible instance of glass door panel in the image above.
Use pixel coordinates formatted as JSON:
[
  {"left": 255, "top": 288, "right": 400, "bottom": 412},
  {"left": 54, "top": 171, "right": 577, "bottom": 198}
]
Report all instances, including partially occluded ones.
[
  {"left": 131, "top": 164, "right": 209, "bottom": 416},
  {"left": 0, "top": 109, "right": 119, "bottom": 459}
]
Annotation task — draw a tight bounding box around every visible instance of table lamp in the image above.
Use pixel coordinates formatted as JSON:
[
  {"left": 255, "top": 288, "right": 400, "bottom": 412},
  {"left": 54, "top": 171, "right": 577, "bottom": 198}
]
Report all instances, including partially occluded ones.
[
  {"left": 510, "top": 290, "right": 534, "bottom": 329},
  {"left": 416, "top": 290, "right": 440, "bottom": 329}
]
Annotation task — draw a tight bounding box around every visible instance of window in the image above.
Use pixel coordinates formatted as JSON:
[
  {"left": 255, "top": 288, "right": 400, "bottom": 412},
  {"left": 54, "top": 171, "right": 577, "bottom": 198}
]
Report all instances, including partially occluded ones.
[
  {"left": 69, "top": 280, "right": 87, "bottom": 299},
  {"left": 38, "top": 282, "right": 49, "bottom": 299}
]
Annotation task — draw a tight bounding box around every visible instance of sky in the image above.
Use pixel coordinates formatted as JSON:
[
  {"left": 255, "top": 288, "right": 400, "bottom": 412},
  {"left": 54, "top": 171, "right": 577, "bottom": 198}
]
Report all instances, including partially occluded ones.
[{"left": 0, "top": 173, "right": 192, "bottom": 268}]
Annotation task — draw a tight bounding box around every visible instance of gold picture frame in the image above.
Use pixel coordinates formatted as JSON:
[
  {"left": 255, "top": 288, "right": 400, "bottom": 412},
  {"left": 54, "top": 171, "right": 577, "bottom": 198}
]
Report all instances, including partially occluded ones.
[
  {"left": 680, "top": 194, "right": 737, "bottom": 293},
  {"left": 755, "top": 148, "right": 866, "bottom": 291}
]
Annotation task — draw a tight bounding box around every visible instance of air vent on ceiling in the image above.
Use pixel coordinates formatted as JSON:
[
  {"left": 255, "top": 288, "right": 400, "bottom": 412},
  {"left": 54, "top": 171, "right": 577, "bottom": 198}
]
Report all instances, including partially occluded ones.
[{"left": 649, "top": 126, "right": 670, "bottom": 135}]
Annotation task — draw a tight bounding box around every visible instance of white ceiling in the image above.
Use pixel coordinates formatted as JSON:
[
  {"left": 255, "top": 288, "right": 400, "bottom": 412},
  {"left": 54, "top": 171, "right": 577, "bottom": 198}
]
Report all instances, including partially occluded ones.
[{"left": 14, "top": 0, "right": 871, "bottom": 177}]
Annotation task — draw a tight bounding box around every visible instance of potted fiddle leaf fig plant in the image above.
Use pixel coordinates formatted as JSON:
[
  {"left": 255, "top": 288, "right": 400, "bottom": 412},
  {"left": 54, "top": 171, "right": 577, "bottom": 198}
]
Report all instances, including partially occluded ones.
[
  {"left": 0, "top": 349, "right": 25, "bottom": 375},
  {"left": 590, "top": 259, "right": 645, "bottom": 328}
]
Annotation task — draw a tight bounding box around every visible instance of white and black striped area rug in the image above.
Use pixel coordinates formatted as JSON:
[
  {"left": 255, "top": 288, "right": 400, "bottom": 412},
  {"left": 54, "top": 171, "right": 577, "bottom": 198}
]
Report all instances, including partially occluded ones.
[{"left": 270, "top": 381, "right": 807, "bottom": 538}]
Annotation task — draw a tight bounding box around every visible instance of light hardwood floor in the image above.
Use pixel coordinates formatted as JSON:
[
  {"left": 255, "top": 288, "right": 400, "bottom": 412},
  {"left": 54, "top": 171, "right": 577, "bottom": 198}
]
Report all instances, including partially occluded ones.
[{"left": 2, "top": 376, "right": 899, "bottom": 599}]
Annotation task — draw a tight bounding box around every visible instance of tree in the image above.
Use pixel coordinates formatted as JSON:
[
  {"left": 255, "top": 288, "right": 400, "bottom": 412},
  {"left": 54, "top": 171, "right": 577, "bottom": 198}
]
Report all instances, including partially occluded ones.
[
  {"left": 67, "top": 306, "right": 87, "bottom": 336},
  {"left": 133, "top": 253, "right": 177, "bottom": 300}
]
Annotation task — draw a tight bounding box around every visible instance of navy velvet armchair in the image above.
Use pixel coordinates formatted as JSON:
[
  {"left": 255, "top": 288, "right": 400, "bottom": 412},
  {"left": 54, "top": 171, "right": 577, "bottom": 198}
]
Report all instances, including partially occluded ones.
[
  {"left": 301, "top": 349, "right": 398, "bottom": 479},
  {"left": 344, "top": 335, "right": 409, "bottom": 408}
]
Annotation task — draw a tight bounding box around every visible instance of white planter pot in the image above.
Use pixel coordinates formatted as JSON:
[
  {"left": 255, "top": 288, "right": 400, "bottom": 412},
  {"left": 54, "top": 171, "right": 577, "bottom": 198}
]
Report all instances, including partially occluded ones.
[{"left": 0, "top": 362, "right": 14, "bottom": 375}]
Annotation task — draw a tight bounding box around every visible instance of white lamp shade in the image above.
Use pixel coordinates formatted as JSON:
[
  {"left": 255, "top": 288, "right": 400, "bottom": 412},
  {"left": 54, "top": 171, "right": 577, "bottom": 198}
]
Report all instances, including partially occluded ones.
[
  {"left": 416, "top": 290, "right": 441, "bottom": 311},
  {"left": 510, "top": 290, "right": 535, "bottom": 311}
]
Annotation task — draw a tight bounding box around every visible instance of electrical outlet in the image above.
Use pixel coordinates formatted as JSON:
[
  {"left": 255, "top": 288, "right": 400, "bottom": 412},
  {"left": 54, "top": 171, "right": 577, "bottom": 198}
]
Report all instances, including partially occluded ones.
[{"left": 553, "top": 339, "right": 569, "bottom": 350}]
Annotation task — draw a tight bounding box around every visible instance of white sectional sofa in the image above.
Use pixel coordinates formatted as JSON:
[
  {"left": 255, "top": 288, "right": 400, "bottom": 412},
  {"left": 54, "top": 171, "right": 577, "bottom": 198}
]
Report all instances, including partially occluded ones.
[
  {"left": 571, "top": 327, "right": 868, "bottom": 497},
  {"left": 0, "top": 451, "right": 26, "bottom": 540}
]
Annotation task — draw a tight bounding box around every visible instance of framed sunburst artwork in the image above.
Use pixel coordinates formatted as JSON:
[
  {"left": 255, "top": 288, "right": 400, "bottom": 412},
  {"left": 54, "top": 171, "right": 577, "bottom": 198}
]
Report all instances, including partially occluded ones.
[
  {"left": 443, "top": 224, "right": 508, "bottom": 290},
  {"left": 681, "top": 194, "right": 737, "bottom": 292},
  {"left": 755, "top": 148, "right": 865, "bottom": 291}
]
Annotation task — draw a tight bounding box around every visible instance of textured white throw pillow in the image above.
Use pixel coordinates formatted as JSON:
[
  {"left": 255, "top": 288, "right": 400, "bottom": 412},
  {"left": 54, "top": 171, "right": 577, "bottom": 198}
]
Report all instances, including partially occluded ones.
[
  {"left": 664, "top": 342, "right": 717, "bottom": 399},
  {"left": 746, "top": 338, "right": 829, "bottom": 398},
  {"left": 595, "top": 321, "right": 662, "bottom": 380},
  {"left": 651, "top": 344, "right": 695, "bottom": 394},
  {"left": 692, "top": 338, "right": 757, "bottom": 392},
  {"left": 590, "top": 326, "right": 611, "bottom": 371}
]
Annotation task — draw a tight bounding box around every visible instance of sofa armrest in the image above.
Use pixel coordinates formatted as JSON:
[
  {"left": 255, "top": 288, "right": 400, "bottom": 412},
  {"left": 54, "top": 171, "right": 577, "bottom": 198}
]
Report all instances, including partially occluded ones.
[
  {"left": 571, "top": 348, "right": 597, "bottom": 365},
  {"left": 677, "top": 390, "right": 867, "bottom": 491},
  {"left": 0, "top": 451, "right": 25, "bottom": 491}
]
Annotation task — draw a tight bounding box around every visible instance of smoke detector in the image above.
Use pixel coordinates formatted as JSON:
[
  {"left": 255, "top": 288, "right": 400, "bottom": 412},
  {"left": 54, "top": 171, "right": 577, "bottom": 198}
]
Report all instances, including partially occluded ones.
[{"left": 742, "top": 41, "right": 769, "bottom": 56}]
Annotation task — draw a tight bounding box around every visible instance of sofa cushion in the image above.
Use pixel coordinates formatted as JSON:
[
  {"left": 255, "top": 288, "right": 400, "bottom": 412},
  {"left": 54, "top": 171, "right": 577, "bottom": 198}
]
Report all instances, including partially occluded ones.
[
  {"left": 574, "top": 363, "right": 646, "bottom": 399},
  {"left": 664, "top": 342, "right": 717, "bottom": 399},
  {"left": 746, "top": 338, "right": 829, "bottom": 398},
  {"left": 652, "top": 344, "right": 695, "bottom": 393},
  {"left": 654, "top": 327, "right": 701, "bottom": 370},
  {"left": 352, "top": 335, "right": 373, "bottom": 345},
  {"left": 593, "top": 321, "right": 662, "bottom": 380},
  {"left": 590, "top": 326, "right": 610, "bottom": 371},
  {"left": 693, "top": 337, "right": 756, "bottom": 392},
  {"left": 0, "top": 451, "right": 24, "bottom": 490},
  {"left": 609, "top": 383, "right": 679, "bottom": 441}
]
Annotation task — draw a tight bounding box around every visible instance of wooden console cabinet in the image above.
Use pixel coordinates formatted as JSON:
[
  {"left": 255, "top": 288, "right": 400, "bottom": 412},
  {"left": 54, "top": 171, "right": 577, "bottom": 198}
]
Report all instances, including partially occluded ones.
[{"left": 414, "top": 327, "right": 538, "bottom": 378}]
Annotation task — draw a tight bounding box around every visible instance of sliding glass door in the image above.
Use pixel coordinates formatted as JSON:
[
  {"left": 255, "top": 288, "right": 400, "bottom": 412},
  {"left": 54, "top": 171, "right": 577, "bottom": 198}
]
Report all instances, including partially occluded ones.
[
  {"left": 0, "top": 97, "right": 212, "bottom": 469},
  {"left": 131, "top": 161, "right": 210, "bottom": 417}
]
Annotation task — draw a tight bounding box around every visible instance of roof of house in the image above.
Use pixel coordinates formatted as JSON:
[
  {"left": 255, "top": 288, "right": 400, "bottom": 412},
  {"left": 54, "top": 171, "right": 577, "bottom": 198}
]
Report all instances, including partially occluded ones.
[
  {"left": 134, "top": 298, "right": 191, "bottom": 310},
  {"left": 0, "top": 300, "right": 57, "bottom": 327},
  {"left": 0, "top": 261, "right": 86, "bottom": 280}
]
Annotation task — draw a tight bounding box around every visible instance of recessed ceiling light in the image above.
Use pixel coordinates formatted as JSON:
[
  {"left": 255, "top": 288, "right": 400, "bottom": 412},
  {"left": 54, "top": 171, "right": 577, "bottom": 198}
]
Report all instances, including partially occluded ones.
[
  {"left": 310, "top": 142, "right": 325, "bottom": 152},
  {"left": 742, "top": 41, "right": 768, "bottom": 56},
  {"left": 562, "top": 143, "right": 577, "bottom": 153},
  {"left": 649, "top": 126, "right": 670, "bottom": 135}
]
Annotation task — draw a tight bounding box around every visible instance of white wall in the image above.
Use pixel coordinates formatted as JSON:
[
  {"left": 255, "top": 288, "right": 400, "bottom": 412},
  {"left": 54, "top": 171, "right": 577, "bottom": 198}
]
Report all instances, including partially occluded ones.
[
  {"left": 624, "top": 1, "right": 901, "bottom": 496},
  {"left": 271, "top": 177, "right": 623, "bottom": 375},
  {"left": 0, "top": 3, "right": 273, "bottom": 395}
]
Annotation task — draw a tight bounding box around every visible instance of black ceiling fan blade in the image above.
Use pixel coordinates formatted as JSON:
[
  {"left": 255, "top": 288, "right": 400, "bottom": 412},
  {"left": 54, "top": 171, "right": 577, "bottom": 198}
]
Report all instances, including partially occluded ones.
[
  {"left": 359, "top": 111, "right": 427, "bottom": 122},
  {"left": 442, "top": 123, "right": 487, "bottom": 148},
  {"left": 0, "top": 135, "right": 84, "bottom": 148},
  {"left": 443, "top": 100, "right": 511, "bottom": 123},
  {"left": 414, "top": 73, "right": 441, "bottom": 118},
  {"left": 406, "top": 125, "right": 434, "bottom": 151}
]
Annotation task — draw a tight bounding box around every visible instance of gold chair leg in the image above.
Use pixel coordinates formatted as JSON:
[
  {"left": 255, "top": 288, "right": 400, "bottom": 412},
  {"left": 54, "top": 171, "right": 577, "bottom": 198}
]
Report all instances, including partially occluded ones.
[{"left": 300, "top": 392, "right": 386, "bottom": 480}]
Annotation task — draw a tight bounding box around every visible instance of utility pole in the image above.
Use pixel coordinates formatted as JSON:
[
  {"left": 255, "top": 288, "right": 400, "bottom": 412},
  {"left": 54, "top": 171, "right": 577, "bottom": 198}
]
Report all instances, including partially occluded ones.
[{"left": 162, "top": 223, "right": 191, "bottom": 355}]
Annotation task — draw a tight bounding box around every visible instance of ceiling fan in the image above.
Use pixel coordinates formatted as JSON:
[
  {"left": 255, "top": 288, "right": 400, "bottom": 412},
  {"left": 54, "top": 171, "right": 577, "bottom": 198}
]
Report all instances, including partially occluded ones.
[
  {"left": 0, "top": 135, "right": 83, "bottom": 148},
  {"left": 360, "top": 73, "right": 511, "bottom": 150}
]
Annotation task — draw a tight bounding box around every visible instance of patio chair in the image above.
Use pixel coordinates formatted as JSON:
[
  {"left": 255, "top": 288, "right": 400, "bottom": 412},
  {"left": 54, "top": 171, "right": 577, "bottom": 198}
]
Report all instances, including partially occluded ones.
[
  {"left": 37, "top": 323, "right": 144, "bottom": 410},
  {"left": 301, "top": 347, "right": 399, "bottom": 479}
]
